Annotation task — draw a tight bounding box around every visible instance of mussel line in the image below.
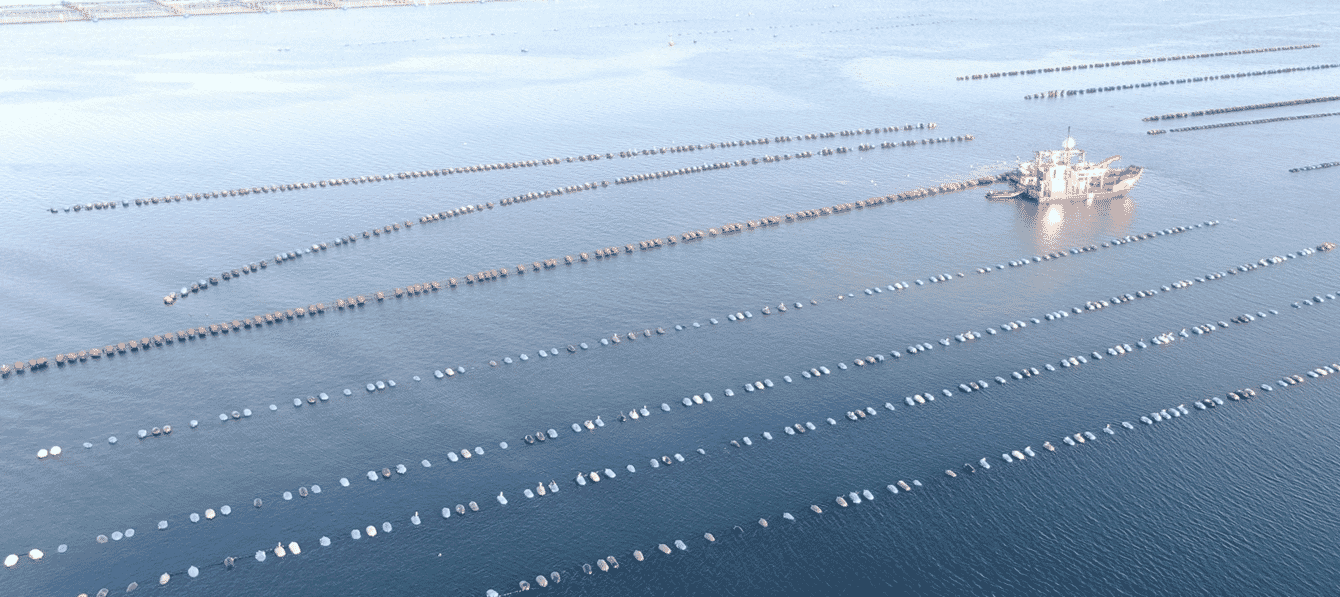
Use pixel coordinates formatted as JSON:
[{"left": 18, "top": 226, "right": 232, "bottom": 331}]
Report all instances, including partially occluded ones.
[
  {"left": 53, "top": 124, "right": 940, "bottom": 215},
  {"left": 164, "top": 133, "right": 972, "bottom": 301},
  {"left": 8, "top": 171, "right": 1012, "bottom": 375},
  {"left": 958, "top": 44, "right": 1320, "bottom": 81},
  {"left": 13, "top": 315, "right": 1336, "bottom": 590},
  {"left": 481, "top": 358, "right": 1339, "bottom": 597},
  {"left": 974, "top": 221, "right": 1217, "bottom": 274},
  {"left": 1142, "top": 94, "right": 1340, "bottom": 122},
  {"left": 1023, "top": 63, "right": 1340, "bottom": 100},
  {"left": 1147, "top": 111, "right": 1340, "bottom": 135},
  {"left": 21, "top": 243, "right": 1334, "bottom": 464}
]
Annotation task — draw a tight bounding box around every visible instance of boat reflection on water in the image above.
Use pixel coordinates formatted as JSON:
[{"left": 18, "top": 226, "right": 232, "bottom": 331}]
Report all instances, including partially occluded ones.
[{"left": 1004, "top": 193, "right": 1136, "bottom": 255}]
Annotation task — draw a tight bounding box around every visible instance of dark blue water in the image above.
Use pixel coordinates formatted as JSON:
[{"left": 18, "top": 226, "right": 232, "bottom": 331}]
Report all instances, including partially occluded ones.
[{"left": 3, "top": 0, "right": 1340, "bottom": 595}]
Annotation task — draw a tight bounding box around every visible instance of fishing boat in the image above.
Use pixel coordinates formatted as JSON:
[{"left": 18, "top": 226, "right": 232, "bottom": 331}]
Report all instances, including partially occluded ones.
[{"left": 991, "top": 136, "right": 1143, "bottom": 202}]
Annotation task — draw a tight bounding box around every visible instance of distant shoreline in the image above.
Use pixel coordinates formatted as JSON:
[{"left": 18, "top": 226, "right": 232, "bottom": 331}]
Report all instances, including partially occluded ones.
[{"left": 0, "top": 0, "right": 516, "bottom": 26}]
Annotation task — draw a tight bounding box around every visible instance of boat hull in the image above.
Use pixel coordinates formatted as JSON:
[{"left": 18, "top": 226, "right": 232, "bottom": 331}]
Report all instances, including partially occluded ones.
[{"left": 1025, "top": 166, "right": 1143, "bottom": 203}]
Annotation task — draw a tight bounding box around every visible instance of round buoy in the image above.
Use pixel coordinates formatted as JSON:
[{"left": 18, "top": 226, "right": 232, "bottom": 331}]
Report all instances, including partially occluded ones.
[
  {"left": 340, "top": 478, "right": 350, "bottom": 487},
  {"left": 366, "top": 525, "right": 377, "bottom": 537},
  {"left": 382, "top": 522, "right": 392, "bottom": 533},
  {"left": 319, "top": 536, "right": 330, "bottom": 547},
  {"left": 205, "top": 509, "right": 215, "bottom": 519},
  {"left": 255, "top": 551, "right": 266, "bottom": 562},
  {"left": 37, "top": 449, "right": 47, "bottom": 459},
  {"left": 422, "top": 459, "right": 432, "bottom": 468},
  {"left": 254, "top": 498, "right": 263, "bottom": 508},
  {"left": 351, "top": 529, "right": 361, "bottom": 540},
  {"left": 96, "top": 535, "right": 108, "bottom": 543},
  {"left": 111, "top": 531, "right": 122, "bottom": 541},
  {"left": 3, "top": 554, "right": 17, "bottom": 568},
  {"left": 189, "top": 513, "right": 199, "bottom": 523},
  {"left": 28, "top": 549, "right": 43, "bottom": 560},
  {"left": 221, "top": 505, "right": 232, "bottom": 515},
  {"left": 158, "top": 521, "right": 168, "bottom": 530},
  {"left": 283, "top": 491, "right": 292, "bottom": 500},
  {"left": 57, "top": 544, "right": 67, "bottom": 553},
  {"left": 124, "top": 529, "right": 134, "bottom": 538},
  {"left": 108, "top": 436, "right": 117, "bottom": 444},
  {"left": 159, "top": 573, "right": 169, "bottom": 586},
  {"left": 188, "top": 566, "right": 199, "bottom": 578},
  {"left": 310, "top": 485, "right": 321, "bottom": 494}
]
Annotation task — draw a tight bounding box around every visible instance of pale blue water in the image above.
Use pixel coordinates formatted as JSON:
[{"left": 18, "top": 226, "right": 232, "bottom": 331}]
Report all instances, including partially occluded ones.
[{"left": 3, "top": 0, "right": 1340, "bottom": 595}]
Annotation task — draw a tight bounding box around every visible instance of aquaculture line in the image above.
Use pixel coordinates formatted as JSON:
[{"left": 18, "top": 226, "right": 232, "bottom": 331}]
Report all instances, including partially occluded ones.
[
  {"left": 1022, "top": 63, "right": 1340, "bottom": 100},
  {"left": 957, "top": 44, "right": 1319, "bottom": 80},
  {"left": 51, "top": 124, "right": 940, "bottom": 215},
  {"left": 4, "top": 172, "right": 1014, "bottom": 377},
  {"left": 1141, "top": 95, "right": 1340, "bottom": 121},
  {"left": 1145, "top": 111, "right": 1340, "bottom": 135},
  {"left": 165, "top": 133, "right": 974, "bottom": 301}
]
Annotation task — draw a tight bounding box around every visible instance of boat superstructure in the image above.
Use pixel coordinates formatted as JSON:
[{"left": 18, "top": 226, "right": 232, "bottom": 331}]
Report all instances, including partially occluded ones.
[{"left": 990, "top": 137, "right": 1143, "bottom": 202}]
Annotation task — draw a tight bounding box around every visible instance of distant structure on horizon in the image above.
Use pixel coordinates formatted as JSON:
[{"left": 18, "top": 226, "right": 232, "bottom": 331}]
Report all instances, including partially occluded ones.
[
  {"left": 0, "top": 0, "right": 509, "bottom": 26},
  {"left": 987, "top": 136, "right": 1143, "bottom": 203}
]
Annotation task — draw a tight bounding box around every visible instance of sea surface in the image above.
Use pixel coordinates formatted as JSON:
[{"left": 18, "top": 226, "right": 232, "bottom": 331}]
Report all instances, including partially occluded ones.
[{"left": 3, "top": 0, "right": 1340, "bottom": 595}]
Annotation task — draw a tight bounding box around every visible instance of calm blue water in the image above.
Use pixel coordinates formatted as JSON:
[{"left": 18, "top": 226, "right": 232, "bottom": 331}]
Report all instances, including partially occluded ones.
[{"left": 3, "top": 0, "right": 1340, "bottom": 595}]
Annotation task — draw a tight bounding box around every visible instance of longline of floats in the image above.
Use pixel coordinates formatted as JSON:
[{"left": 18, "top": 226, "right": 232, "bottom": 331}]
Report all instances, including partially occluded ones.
[
  {"left": 12, "top": 355, "right": 1337, "bottom": 597},
  {"left": 1142, "top": 95, "right": 1340, "bottom": 122},
  {"left": 164, "top": 133, "right": 975, "bottom": 302},
  {"left": 957, "top": 44, "right": 1320, "bottom": 80},
  {"left": 17, "top": 272, "right": 1336, "bottom": 567},
  {"left": 1147, "top": 111, "right": 1340, "bottom": 135},
  {"left": 974, "top": 221, "right": 1217, "bottom": 275},
  {"left": 50, "top": 123, "right": 941, "bottom": 215},
  {"left": 1289, "top": 161, "right": 1340, "bottom": 173},
  {"left": 0, "top": 217, "right": 1256, "bottom": 379},
  {"left": 1023, "top": 63, "right": 1340, "bottom": 100},
  {"left": 510, "top": 359, "right": 1338, "bottom": 597},
  {"left": 5, "top": 170, "right": 1020, "bottom": 375},
  {"left": 16, "top": 243, "right": 1336, "bottom": 461}
]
